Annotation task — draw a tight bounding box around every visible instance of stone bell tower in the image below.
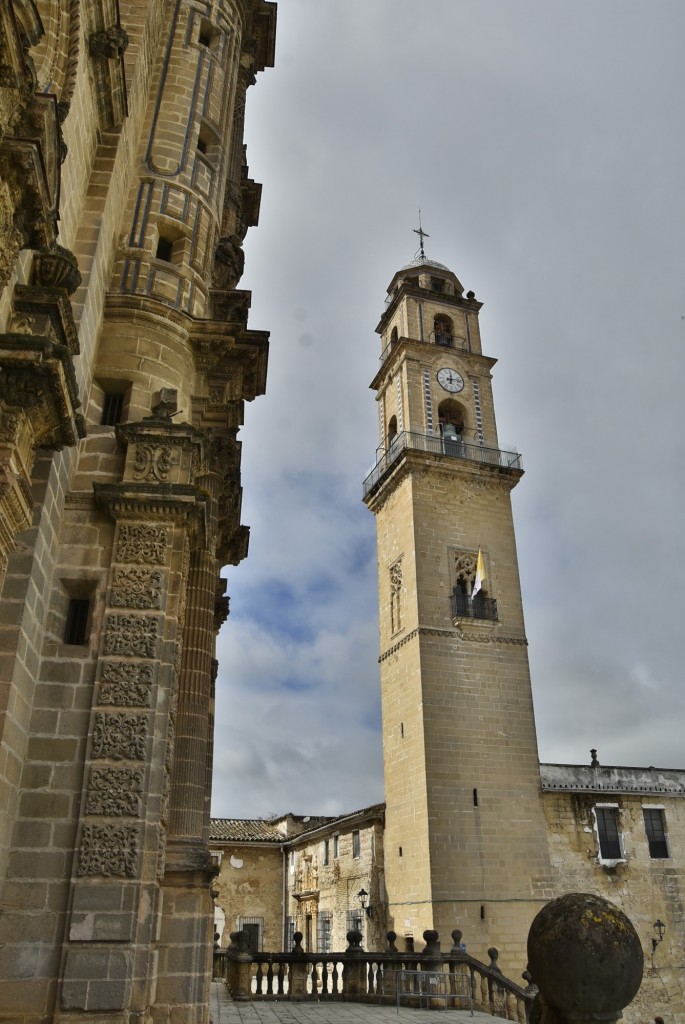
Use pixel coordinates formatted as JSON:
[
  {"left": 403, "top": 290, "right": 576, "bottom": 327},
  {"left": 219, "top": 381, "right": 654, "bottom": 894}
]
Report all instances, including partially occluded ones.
[{"left": 363, "top": 244, "right": 551, "bottom": 968}]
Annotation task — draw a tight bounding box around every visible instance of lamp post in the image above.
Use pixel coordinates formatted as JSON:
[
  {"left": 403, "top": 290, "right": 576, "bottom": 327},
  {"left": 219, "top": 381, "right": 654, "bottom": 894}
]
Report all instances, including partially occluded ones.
[{"left": 357, "top": 888, "right": 373, "bottom": 918}]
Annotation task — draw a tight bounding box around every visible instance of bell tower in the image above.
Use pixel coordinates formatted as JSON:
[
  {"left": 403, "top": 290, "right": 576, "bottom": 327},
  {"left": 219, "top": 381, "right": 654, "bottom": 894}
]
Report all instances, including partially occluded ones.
[{"left": 363, "top": 246, "right": 551, "bottom": 966}]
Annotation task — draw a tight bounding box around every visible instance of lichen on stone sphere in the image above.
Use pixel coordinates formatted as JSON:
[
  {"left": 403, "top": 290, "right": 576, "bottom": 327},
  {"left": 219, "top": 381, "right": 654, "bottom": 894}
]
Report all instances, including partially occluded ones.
[{"left": 527, "top": 892, "right": 643, "bottom": 1017}]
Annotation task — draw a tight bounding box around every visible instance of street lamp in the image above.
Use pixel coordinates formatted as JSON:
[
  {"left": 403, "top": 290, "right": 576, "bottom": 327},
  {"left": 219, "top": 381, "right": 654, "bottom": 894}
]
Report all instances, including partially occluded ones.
[
  {"left": 650, "top": 919, "right": 666, "bottom": 970},
  {"left": 357, "top": 888, "right": 373, "bottom": 918}
]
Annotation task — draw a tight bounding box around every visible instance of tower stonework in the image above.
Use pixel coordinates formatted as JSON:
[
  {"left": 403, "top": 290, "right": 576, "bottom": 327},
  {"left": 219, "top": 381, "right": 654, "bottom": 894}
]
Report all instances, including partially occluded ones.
[
  {"left": 363, "top": 255, "right": 552, "bottom": 968},
  {"left": 0, "top": 2, "right": 276, "bottom": 1022}
]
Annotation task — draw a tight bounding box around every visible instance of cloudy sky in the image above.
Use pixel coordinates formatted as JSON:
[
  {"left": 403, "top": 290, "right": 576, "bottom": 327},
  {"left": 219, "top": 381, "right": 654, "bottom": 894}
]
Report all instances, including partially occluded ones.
[{"left": 212, "top": 1, "right": 685, "bottom": 818}]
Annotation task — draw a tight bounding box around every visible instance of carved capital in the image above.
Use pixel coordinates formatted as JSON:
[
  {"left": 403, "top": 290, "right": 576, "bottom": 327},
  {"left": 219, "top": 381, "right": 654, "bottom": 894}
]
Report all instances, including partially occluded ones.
[
  {"left": 32, "top": 243, "right": 81, "bottom": 294},
  {"left": 89, "top": 26, "right": 129, "bottom": 60}
]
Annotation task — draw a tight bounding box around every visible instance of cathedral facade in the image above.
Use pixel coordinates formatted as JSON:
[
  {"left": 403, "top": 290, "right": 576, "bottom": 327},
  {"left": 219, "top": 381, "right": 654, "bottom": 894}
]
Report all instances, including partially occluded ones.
[{"left": 0, "top": 2, "right": 275, "bottom": 1021}]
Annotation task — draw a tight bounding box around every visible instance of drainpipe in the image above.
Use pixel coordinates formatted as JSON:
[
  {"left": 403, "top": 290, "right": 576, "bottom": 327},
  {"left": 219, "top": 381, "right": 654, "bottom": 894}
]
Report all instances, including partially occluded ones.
[{"left": 281, "top": 844, "right": 287, "bottom": 951}]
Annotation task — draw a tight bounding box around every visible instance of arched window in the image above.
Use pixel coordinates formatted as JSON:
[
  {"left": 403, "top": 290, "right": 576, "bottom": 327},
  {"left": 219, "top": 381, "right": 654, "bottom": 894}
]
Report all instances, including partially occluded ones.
[
  {"left": 390, "top": 326, "right": 399, "bottom": 345},
  {"left": 387, "top": 415, "right": 398, "bottom": 448},
  {"left": 438, "top": 399, "right": 465, "bottom": 437},
  {"left": 434, "top": 315, "right": 453, "bottom": 346}
]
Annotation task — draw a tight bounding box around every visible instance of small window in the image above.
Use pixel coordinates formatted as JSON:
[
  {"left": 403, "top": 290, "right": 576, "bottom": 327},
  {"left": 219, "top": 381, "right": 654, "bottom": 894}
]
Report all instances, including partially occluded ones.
[
  {"left": 64, "top": 598, "right": 90, "bottom": 645},
  {"left": 332, "top": 834, "right": 339, "bottom": 858},
  {"left": 101, "top": 392, "right": 124, "bottom": 426},
  {"left": 156, "top": 236, "right": 173, "bottom": 262},
  {"left": 322, "top": 838, "right": 329, "bottom": 866},
  {"left": 285, "top": 916, "right": 296, "bottom": 951},
  {"left": 352, "top": 830, "right": 361, "bottom": 859},
  {"left": 595, "top": 806, "right": 623, "bottom": 860},
  {"left": 198, "top": 18, "right": 219, "bottom": 50},
  {"left": 289, "top": 851, "right": 295, "bottom": 874},
  {"left": 430, "top": 277, "right": 445, "bottom": 293},
  {"left": 643, "top": 808, "right": 669, "bottom": 859}
]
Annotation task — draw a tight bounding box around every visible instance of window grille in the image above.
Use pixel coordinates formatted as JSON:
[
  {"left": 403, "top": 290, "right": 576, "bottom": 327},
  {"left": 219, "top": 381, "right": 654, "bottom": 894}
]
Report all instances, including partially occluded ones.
[
  {"left": 238, "top": 917, "right": 263, "bottom": 954},
  {"left": 285, "top": 916, "right": 296, "bottom": 951},
  {"left": 346, "top": 910, "right": 363, "bottom": 937},
  {"left": 317, "top": 911, "right": 332, "bottom": 953},
  {"left": 643, "top": 808, "right": 669, "bottom": 859},
  {"left": 595, "top": 807, "right": 622, "bottom": 860},
  {"left": 352, "top": 830, "right": 361, "bottom": 859},
  {"left": 332, "top": 834, "right": 339, "bottom": 858},
  {"left": 101, "top": 392, "right": 124, "bottom": 426},
  {"left": 322, "top": 838, "right": 329, "bottom": 865}
]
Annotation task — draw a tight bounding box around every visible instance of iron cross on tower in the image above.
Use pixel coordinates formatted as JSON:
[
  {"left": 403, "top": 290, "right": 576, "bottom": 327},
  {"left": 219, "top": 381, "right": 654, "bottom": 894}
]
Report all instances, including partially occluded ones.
[{"left": 413, "top": 209, "right": 429, "bottom": 259}]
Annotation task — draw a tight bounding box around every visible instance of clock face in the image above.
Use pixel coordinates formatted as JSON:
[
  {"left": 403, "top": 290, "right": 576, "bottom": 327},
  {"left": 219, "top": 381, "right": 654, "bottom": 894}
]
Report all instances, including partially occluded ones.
[{"left": 437, "top": 367, "right": 464, "bottom": 393}]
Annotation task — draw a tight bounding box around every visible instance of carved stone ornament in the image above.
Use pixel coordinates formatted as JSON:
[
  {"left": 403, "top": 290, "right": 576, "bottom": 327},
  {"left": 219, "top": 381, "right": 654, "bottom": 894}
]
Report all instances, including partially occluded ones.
[
  {"left": 104, "top": 613, "right": 160, "bottom": 659},
  {"left": 116, "top": 523, "right": 168, "bottom": 565},
  {"left": 32, "top": 244, "right": 82, "bottom": 294},
  {"left": 88, "top": 26, "right": 129, "bottom": 60},
  {"left": 86, "top": 767, "right": 143, "bottom": 816},
  {"left": 133, "top": 443, "right": 172, "bottom": 483},
  {"left": 390, "top": 559, "right": 403, "bottom": 594},
  {"left": 91, "top": 711, "right": 148, "bottom": 761},
  {"left": 0, "top": 178, "right": 26, "bottom": 290},
  {"left": 78, "top": 824, "right": 139, "bottom": 877},
  {"left": 213, "top": 234, "right": 245, "bottom": 291},
  {"left": 98, "top": 661, "right": 154, "bottom": 706},
  {"left": 110, "top": 567, "right": 163, "bottom": 609}
]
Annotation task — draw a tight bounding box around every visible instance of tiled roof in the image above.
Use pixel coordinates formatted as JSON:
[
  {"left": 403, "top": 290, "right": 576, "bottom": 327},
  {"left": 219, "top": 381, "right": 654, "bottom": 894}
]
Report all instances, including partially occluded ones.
[
  {"left": 209, "top": 803, "right": 386, "bottom": 845},
  {"left": 210, "top": 819, "right": 287, "bottom": 842}
]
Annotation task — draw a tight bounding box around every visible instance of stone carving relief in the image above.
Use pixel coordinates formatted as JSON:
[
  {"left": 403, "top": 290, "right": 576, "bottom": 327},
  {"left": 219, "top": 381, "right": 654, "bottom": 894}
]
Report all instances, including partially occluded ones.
[
  {"left": 88, "top": 26, "right": 129, "bottom": 60},
  {"left": 78, "top": 824, "right": 139, "bottom": 877},
  {"left": 110, "top": 567, "right": 163, "bottom": 609},
  {"left": 454, "top": 551, "right": 476, "bottom": 587},
  {"left": 103, "top": 613, "right": 159, "bottom": 658},
  {"left": 0, "top": 178, "right": 26, "bottom": 289},
  {"left": 213, "top": 234, "right": 244, "bottom": 291},
  {"left": 116, "top": 523, "right": 168, "bottom": 564},
  {"left": 86, "top": 767, "right": 143, "bottom": 816},
  {"left": 98, "top": 661, "right": 153, "bottom": 706},
  {"left": 133, "top": 443, "right": 172, "bottom": 483},
  {"left": 390, "top": 559, "right": 403, "bottom": 634},
  {"left": 91, "top": 711, "right": 148, "bottom": 761}
]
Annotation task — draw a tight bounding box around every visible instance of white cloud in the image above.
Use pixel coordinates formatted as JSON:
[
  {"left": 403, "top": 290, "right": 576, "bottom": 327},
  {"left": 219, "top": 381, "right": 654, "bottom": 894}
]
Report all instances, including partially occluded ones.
[{"left": 212, "top": 0, "right": 685, "bottom": 817}]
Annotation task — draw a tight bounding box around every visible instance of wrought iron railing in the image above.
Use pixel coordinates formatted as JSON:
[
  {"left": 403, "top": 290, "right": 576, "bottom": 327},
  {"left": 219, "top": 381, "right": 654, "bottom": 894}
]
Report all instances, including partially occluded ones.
[
  {"left": 378, "top": 333, "right": 468, "bottom": 366},
  {"left": 363, "top": 430, "right": 522, "bottom": 498},
  {"left": 452, "top": 591, "right": 498, "bottom": 621}
]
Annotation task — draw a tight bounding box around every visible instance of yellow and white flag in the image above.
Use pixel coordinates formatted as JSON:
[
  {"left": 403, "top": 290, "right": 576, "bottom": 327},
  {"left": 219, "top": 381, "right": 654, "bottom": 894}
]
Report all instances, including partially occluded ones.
[{"left": 472, "top": 548, "right": 486, "bottom": 599}]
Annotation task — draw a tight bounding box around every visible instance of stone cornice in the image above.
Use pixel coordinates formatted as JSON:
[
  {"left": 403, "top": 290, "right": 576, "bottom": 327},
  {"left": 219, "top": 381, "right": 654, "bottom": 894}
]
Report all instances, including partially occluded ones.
[
  {"left": 379, "top": 624, "right": 527, "bottom": 662},
  {"left": 93, "top": 482, "right": 208, "bottom": 533}
]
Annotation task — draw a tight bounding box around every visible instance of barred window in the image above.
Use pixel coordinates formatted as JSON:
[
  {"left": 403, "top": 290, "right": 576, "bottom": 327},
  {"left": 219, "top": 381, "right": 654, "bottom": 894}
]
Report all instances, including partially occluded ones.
[
  {"left": 317, "top": 911, "right": 333, "bottom": 953},
  {"left": 285, "top": 916, "right": 296, "bottom": 951},
  {"left": 322, "top": 838, "right": 329, "bottom": 865},
  {"left": 643, "top": 808, "right": 669, "bottom": 859},
  {"left": 595, "top": 806, "right": 623, "bottom": 860},
  {"left": 238, "top": 917, "right": 263, "bottom": 954},
  {"left": 346, "top": 909, "right": 363, "bottom": 937},
  {"left": 352, "top": 830, "right": 361, "bottom": 859}
]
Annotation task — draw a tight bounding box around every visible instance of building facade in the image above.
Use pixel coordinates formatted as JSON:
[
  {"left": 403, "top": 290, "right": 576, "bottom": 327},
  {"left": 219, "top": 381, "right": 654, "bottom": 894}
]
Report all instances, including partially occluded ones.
[
  {"left": 210, "top": 805, "right": 387, "bottom": 956},
  {"left": 0, "top": 2, "right": 275, "bottom": 1022}
]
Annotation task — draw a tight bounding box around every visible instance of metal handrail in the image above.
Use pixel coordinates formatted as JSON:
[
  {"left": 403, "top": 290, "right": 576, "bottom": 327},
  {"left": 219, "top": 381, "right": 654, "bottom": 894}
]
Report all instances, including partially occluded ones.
[
  {"left": 378, "top": 333, "right": 468, "bottom": 366},
  {"left": 363, "top": 430, "right": 523, "bottom": 498}
]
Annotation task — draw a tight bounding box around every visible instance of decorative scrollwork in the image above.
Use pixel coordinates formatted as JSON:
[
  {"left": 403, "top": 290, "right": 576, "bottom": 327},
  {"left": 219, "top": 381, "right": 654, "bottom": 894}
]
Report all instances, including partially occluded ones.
[
  {"left": 117, "top": 523, "right": 168, "bottom": 565},
  {"left": 98, "top": 662, "right": 153, "bottom": 706},
  {"left": 91, "top": 711, "right": 148, "bottom": 761},
  {"left": 110, "top": 567, "right": 163, "bottom": 609},
  {"left": 132, "top": 443, "right": 172, "bottom": 482},
  {"left": 103, "top": 613, "right": 159, "bottom": 658},
  {"left": 86, "top": 767, "right": 143, "bottom": 816},
  {"left": 78, "top": 824, "right": 139, "bottom": 877},
  {"left": 88, "top": 27, "right": 129, "bottom": 60}
]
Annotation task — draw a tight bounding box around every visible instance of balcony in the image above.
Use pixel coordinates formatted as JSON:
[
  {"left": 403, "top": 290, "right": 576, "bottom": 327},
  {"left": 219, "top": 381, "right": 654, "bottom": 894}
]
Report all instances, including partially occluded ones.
[
  {"left": 451, "top": 590, "right": 498, "bottom": 622},
  {"left": 362, "top": 430, "right": 523, "bottom": 498},
  {"left": 378, "top": 332, "right": 468, "bottom": 367}
]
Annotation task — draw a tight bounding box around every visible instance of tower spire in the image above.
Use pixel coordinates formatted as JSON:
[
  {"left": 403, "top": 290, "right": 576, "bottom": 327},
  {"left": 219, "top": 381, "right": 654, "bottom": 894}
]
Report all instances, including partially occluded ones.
[{"left": 413, "top": 208, "right": 429, "bottom": 260}]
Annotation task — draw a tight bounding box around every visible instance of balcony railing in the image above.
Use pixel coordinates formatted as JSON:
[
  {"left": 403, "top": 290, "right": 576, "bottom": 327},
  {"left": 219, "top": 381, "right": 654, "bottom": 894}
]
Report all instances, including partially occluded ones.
[
  {"left": 378, "top": 332, "right": 468, "bottom": 366},
  {"left": 363, "top": 430, "right": 522, "bottom": 498},
  {"left": 451, "top": 590, "right": 498, "bottom": 621}
]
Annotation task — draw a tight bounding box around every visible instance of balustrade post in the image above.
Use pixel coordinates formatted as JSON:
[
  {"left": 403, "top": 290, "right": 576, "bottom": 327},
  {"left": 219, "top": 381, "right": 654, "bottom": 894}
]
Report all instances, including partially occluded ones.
[
  {"left": 343, "top": 929, "right": 366, "bottom": 1000},
  {"left": 232, "top": 929, "right": 254, "bottom": 1002},
  {"left": 381, "top": 930, "right": 401, "bottom": 1004},
  {"left": 421, "top": 930, "right": 444, "bottom": 1009},
  {"left": 527, "top": 892, "right": 643, "bottom": 1024},
  {"left": 225, "top": 930, "right": 240, "bottom": 992},
  {"left": 289, "top": 931, "right": 308, "bottom": 1000}
]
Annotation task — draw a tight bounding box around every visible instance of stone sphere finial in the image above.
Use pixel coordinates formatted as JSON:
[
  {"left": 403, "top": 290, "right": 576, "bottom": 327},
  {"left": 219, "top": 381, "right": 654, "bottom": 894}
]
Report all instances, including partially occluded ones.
[
  {"left": 487, "top": 947, "right": 501, "bottom": 973},
  {"left": 387, "top": 930, "right": 398, "bottom": 952},
  {"left": 450, "top": 929, "right": 464, "bottom": 954},
  {"left": 527, "top": 893, "right": 643, "bottom": 1021},
  {"left": 422, "top": 929, "right": 440, "bottom": 955}
]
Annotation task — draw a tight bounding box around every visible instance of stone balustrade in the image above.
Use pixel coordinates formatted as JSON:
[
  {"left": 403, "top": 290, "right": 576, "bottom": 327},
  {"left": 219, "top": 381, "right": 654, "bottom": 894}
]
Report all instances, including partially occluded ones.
[{"left": 217, "top": 893, "right": 645, "bottom": 1024}]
